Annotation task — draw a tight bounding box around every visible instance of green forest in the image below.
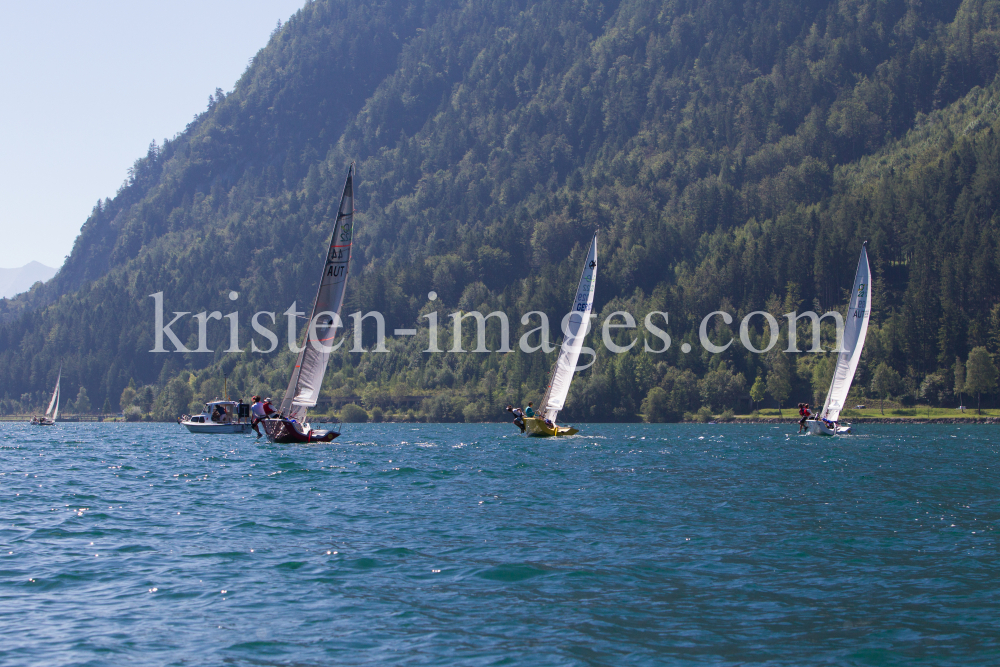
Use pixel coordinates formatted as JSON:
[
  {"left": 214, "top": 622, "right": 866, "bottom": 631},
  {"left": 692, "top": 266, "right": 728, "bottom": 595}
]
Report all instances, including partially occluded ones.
[{"left": 2, "top": 0, "right": 1000, "bottom": 421}]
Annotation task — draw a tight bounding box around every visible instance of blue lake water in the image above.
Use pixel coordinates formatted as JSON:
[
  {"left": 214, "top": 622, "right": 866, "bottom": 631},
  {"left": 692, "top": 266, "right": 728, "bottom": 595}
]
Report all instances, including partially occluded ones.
[{"left": 1, "top": 422, "right": 998, "bottom": 666}]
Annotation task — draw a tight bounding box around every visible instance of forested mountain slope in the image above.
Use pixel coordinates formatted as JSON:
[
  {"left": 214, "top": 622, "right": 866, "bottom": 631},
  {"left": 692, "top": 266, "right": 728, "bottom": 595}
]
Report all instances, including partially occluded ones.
[{"left": 1, "top": 0, "right": 999, "bottom": 419}]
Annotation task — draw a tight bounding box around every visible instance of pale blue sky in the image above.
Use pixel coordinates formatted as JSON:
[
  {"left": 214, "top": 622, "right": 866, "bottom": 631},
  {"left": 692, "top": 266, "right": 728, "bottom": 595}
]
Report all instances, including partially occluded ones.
[{"left": 0, "top": 0, "right": 307, "bottom": 269}]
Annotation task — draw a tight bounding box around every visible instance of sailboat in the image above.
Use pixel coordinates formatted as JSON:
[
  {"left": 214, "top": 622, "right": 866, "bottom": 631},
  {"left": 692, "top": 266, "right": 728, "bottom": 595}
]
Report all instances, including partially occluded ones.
[
  {"left": 806, "top": 242, "right": 871, "bottom": 436},
  {"left": 523, "top": 231, "right": 597, "bottom": 437},
  {"left": 32, "top": 366, "right": 61, "bottom": 425},
  {"left": 262, "top": 164, "right": 356, "bottom": 444}
]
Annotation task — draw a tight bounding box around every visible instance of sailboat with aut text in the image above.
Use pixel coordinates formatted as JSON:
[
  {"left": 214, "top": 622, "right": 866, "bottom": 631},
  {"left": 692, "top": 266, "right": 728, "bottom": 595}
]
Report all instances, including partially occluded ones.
[
  {"left": 806, "top": 242, "right": 871, "bottom": 436},
  {"left": 523, "top": 232, "right": 597, "bottom": 437},
  {"left": 262, "top": 164, "right": 356, "bottom": 443}
]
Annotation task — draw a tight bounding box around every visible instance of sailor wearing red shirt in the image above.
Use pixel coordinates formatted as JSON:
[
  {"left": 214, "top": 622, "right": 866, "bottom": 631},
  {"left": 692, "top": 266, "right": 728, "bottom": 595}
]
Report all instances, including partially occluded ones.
[{"left": 797, "top": 402, "right": 812, "bottom": 433}]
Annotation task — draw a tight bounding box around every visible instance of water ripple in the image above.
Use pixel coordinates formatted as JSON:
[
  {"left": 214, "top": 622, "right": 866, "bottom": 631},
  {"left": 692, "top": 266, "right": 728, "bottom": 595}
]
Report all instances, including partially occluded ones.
[{"left": 1, "top": 422, "right": 998, "bottom": 665}]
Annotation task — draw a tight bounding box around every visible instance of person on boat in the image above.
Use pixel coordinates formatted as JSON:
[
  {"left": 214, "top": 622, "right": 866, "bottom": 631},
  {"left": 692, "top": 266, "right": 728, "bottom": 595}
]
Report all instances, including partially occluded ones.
[
  {"left": 262, "top": 398, "right": 279, "bottom": 419},
  {"left": 797, "top": 403, "right": 812, "bottom": 433},
  {"left": 524, "top": 402, "right": 535, "bottom": 418},
  {"left": 250, "top": 396, "right": 266, "bottom": 438},
  {"left": 505, "top": 405, "right": 526, "bottom": 433}
]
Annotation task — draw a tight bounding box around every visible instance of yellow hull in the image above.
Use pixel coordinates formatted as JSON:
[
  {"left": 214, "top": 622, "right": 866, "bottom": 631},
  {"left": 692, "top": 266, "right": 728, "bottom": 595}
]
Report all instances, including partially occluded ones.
[{"left": 523, "top": 417, "right": 578, "bottom": 437}]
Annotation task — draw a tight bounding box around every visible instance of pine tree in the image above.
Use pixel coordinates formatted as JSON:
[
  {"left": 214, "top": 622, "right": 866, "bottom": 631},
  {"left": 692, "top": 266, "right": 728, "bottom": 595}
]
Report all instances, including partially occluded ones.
[{"left": 966, "top": 347, "right": 998, "bottom": 415}]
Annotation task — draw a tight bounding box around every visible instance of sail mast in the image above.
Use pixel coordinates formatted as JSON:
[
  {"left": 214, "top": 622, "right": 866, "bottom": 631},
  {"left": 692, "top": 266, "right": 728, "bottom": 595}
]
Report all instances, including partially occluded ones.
[
  {"left": 539, "top": 232, "right": 597, "bottom": 423},
  {"left": 821, "top": 242, "right": 872, "bottom": 422},
  {"left": 45, "top": 366, "right": 61, "bottom": 418},
  {"left": 278, "top": 164, "right": 356, "bottom": 422}
]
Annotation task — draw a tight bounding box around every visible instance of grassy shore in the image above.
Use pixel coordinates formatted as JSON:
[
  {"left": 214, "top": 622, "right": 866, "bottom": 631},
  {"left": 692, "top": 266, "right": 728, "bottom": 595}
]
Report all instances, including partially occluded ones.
[{"left": 744, "top": 406, "right": 999, "bottom": 420}]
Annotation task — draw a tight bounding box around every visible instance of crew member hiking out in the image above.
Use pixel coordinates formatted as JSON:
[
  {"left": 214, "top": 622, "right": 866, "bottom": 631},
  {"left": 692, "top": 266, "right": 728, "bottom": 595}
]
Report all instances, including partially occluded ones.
[
  {"left": 506, "top": 405, "right": 526, "bottom": 433},
  {"left": 798, "top": 403, "right": 811, "bottom": 433},
  {"left": 250, "top": 395, "right": 266, "bottom": 438}
]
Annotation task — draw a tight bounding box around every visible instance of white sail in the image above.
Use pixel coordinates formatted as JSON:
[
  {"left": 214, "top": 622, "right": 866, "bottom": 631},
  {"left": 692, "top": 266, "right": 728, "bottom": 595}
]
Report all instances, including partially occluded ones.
[
  {"left": 821, "top": 243, "right": 872, "bottom": 422},
  {"left": 52, "top": 384, "right": 59, "bottom": 422},
  {"left": 279, "top": 165, "right": 356, "bottom": 422},
  {"left": 540, "top": 232, "right": 597, "bottom": 422},
  {"left": 45, "top": 366, "right": 61, "bottom": 418}
]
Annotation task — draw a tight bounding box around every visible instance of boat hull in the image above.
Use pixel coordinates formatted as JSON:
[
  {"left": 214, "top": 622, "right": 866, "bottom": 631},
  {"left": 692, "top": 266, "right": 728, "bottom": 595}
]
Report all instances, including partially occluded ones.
[
  {"left": 31, "top": 419, "right": 55, "bottom": 426},
  {"left": 262, "top": 418, "right": 339, "bottom": 444},
  {"left": 805, "top": 420, "right": 852, "bottom": 436},
  {"left": 182, "top": 421, "right": 252, "bottom": 434},
  {"left": 524, "top": 417, "right": 578, "bottom": 437}
]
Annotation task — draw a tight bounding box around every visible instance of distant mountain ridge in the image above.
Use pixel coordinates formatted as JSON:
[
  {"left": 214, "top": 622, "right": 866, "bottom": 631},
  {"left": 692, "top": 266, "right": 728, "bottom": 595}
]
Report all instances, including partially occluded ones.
[
  {"left": 0, "top": 262, "right": 56, "bottom": 299},
  {"left": 0, "top": 0, "right": 998, "bottom": 419}
]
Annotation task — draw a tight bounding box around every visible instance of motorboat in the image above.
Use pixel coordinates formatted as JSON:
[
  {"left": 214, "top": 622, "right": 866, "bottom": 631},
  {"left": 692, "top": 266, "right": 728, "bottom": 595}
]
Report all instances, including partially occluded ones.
[{"left": 181, "top": 400, "right": 252, "bottom": 434}]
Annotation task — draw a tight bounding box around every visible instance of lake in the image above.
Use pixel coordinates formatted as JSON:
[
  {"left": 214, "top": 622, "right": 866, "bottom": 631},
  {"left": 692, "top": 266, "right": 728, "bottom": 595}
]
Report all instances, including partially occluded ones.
[{"left": 1, "top": 422, "right": 998, "bottom": 665}]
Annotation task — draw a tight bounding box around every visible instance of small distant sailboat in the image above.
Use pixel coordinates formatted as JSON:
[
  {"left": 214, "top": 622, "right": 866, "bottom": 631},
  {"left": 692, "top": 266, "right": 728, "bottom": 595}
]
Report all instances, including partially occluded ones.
[
  {"left": 523, "top": 232, "right": 597, "bottom": 437},
  {"left": 807, "top": 242, "right": 872, "bottom": 436},
  {"left": 263, "top": 164, "right": 356, "bottom": 443},
  {"left": 32, "top": 366, "right": 61, "bottom": 425}
]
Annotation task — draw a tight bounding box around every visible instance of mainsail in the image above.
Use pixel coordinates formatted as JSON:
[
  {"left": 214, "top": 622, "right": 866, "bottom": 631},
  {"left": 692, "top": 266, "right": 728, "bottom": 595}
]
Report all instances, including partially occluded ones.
[
  {"left": 45, "top": 366, "right": 61, "bottom": 420},
  {"left": 540, "top": 232, "right": 597, "bottom": 422},
  {"left": 279, "top": 165, "right": 356, "bottom": 422},
  {"left": 821, "top": 242, "right": 872, "bottom": 422}
]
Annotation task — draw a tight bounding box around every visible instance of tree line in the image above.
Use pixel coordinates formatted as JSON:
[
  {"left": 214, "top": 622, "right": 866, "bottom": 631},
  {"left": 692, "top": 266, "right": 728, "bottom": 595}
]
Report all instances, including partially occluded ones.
[{"left": 1, "top": 0, "right": 999, "bottom": 420}]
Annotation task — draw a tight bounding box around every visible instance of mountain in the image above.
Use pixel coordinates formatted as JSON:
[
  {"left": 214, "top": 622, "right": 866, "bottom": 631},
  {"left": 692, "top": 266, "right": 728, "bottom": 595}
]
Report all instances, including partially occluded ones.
[
  {"left": 0, "top": 262, "right": 57, "bottom": 300},
  {"left": 1, "top": 0, "right": 999, "bottom": 419}
]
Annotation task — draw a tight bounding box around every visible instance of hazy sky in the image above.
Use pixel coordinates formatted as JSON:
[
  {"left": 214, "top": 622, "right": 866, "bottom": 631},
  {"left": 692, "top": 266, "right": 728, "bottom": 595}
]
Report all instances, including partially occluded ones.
[{"left": 0, "top": 0, "right": 307, "bottom": 269}]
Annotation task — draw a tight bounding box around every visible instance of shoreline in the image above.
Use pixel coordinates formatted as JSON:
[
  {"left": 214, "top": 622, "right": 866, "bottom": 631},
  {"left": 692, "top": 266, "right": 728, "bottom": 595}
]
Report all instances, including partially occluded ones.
[
  {"left": 2, "top": 415, "right": 997, "bottom": 425},
  {"left": 723, "top": 416, "right": 1000, "bottom": 425}
]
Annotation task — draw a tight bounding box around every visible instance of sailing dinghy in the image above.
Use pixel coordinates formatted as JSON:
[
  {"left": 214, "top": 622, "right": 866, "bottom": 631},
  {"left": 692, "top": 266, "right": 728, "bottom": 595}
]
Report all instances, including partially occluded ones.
[
  {"left": 263, "top": 165, "right": 356, "bottom": 444},
  {"left": 524, "top": 232, "right": 597, "bottom": 437},
  {"left": 806, "top": 242, "right": 871, "bottom": 436},
  {"left": 32, "top": 366, "right": 60, "bottom": 425}
]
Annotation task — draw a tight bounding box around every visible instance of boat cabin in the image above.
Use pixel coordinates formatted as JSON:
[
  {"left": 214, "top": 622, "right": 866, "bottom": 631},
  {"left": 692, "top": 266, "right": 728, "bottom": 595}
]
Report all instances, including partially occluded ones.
[
  {"left": 202, "top": 401, "right": 243, "bottom": 424},
  {"left": 180, "top": 399, "right": 252, "bottom": 434},
  {"left": 190, "top": 400, "right": 250, "bottom": 424}
]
